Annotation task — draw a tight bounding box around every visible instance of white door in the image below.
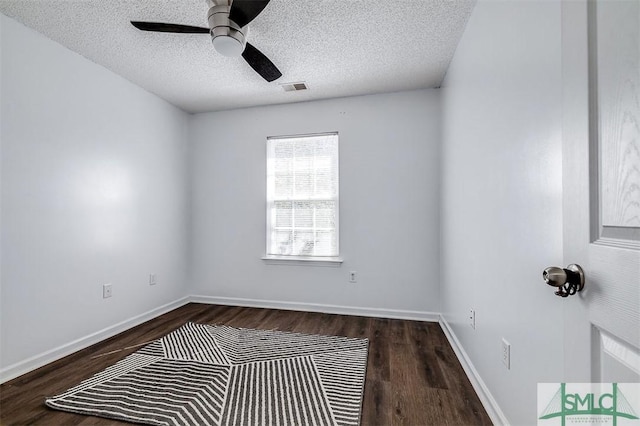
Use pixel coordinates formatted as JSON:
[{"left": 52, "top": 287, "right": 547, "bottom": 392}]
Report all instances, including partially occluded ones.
[{"left": 562, "top": 0, "right": 640, "bottom": 382}]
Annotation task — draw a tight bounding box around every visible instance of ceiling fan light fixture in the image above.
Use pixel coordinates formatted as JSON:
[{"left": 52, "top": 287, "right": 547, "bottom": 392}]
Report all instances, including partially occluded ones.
[
  {"left": 131, "top": 0, "right": 280, "bottom": 82},
  {"left": 213, "top": 35, "right": 244, "bottom": 57},
  {"left": 208, "top": 4, "right": 246, "bottom": 57}
]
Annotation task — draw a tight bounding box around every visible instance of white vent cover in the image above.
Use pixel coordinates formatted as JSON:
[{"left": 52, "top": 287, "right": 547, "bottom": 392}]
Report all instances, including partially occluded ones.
[{"left": 281, "top": 82, "right": 308, "bottom": 92}]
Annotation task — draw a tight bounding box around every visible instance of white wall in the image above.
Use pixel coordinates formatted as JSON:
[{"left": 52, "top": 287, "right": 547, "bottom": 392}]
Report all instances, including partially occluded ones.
[
  {"left": 440, "top": 1, "right": 565, "bottom": 424},
  {"left": 0, "top": 6, "right": 573, "bottom": 423},
  {"left": 189, "top": 90, "right": 441, "bottom": 315},
  {"left": 0, "top": 14, "right": 4, "bottom": 365},
  {"left": 0, "top": 12, "right": 3, "bottom": 368},
  {"left": 0, "top": 15, "right": 189, "bottom": 373}
]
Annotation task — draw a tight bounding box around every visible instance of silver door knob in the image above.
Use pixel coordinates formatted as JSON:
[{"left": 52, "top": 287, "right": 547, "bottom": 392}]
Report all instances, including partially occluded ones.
[{"left": 542, "top": 264, "right": 585, "bottom": 297}]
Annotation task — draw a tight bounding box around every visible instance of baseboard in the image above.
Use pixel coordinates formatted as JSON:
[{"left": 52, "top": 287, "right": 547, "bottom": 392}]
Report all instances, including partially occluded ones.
[
  {"left": 1, "top": 293, "right": 504, "bottom": 426},
  {"left": 439, "top": 316, "right": 510, "bottom": 425},
  {"left": 0, "top": 297, "right": 190, "bottom": 384},
  {"left": 189, "top": 295, "right": 440, "bottom": 322}
]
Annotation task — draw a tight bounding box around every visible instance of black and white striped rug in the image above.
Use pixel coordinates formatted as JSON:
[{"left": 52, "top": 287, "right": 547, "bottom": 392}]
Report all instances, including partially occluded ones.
[{"left": 46, "top": 322, "right": 369, "bottom": 426}]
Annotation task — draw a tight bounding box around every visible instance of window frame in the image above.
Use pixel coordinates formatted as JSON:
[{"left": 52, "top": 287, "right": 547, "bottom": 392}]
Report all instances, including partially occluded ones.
[{"left": 263, "top": 132, "right": 342, "bottom": 265}]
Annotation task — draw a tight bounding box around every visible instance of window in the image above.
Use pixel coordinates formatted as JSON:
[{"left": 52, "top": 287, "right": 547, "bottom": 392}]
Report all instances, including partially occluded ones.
[{"left": 266, "top": 133, "right": 339, "bottom": 260}]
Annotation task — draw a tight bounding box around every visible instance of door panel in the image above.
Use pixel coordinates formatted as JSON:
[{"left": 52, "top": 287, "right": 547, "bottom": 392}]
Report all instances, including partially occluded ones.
[
  {"left": 562, "top": 0, "right": 640, "bottom": 382},
  {"left": 591, "top": 0, "right": 640, "bottom": 245},
  {"left": 593, "top": 328, "right": 640, "bottom": 382}
]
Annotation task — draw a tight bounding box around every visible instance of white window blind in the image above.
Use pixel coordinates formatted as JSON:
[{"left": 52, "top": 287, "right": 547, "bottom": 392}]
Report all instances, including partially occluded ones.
[{"left": 266, "top": 133, "right": 339, "bottom": 257}]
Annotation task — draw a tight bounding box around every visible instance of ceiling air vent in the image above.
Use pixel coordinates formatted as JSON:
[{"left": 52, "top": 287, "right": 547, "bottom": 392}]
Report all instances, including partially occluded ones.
[{"left": 281, "top": 82, "right": 308, "bottom": 92}]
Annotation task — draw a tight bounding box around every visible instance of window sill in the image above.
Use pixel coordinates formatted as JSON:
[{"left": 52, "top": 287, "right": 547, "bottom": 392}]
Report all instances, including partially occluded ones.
[{"left": 261, "top": 255, "right": 344, "bottom": 267}]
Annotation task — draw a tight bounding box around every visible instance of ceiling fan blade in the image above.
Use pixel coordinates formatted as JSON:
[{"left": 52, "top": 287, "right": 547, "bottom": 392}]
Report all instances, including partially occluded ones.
[
  {"left": 229, "top": 0, "right": 271, "bottom": 28},
  {"left": 131, "top": 21, "right": 210, "bottom": 34},
  {"left": 242, "top": 42, "right": 282, "bottom": 82}
]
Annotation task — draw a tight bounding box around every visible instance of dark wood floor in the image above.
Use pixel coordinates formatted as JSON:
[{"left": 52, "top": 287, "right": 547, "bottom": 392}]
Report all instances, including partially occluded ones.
[{"left": 0, "top": 303, "right": 492, "bottom": 425}]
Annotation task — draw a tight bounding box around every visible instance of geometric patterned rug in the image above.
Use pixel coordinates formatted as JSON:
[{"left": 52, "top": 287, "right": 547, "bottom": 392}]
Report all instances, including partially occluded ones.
[{"left": 46, "top": 322, "right": 369, "bottom": 425}]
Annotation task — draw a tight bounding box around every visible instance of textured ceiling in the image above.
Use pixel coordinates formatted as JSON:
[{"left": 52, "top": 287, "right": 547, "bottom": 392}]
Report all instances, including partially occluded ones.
[{"left": 0, "top": 0, "right": 475, "bottom": 113}]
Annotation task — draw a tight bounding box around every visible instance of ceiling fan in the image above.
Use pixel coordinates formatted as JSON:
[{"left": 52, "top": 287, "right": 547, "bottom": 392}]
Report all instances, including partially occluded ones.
[{"left": 131, "top": 0, "right": 282, "bottom": 82}]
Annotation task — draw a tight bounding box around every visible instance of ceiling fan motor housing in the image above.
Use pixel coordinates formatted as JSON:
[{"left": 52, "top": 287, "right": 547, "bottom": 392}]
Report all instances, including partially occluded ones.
[{"left": 207, "top": 4, "right": 246, "bottom": 57}]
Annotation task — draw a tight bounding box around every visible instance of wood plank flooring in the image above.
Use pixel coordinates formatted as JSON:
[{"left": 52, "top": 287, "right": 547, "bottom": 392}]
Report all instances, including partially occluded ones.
[{"left": 0, "top": 304, "right": 492, "bottom": 425}]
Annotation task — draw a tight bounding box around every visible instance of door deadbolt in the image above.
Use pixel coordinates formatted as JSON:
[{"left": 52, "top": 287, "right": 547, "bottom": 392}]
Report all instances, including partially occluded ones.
[{"left": 542, "top": 264, "right": 585, "bottom": 297}]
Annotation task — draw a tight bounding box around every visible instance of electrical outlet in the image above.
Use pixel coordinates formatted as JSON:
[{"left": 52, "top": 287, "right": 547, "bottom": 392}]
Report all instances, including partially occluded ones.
[
  {"left": 502, "top": 338, "right": 511, "bottom": 369},
  {"left": 349, "top": 271, "right": 357, "bottom": 283},
  {"left": 103, "top": 283, "right": 112, "bottom": 299},
  {"left": 149, "top": 273, "right": 157, "bottom": 286},
  {"left": 469, "top": 309, "right": 476, "bottom": 329}
]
